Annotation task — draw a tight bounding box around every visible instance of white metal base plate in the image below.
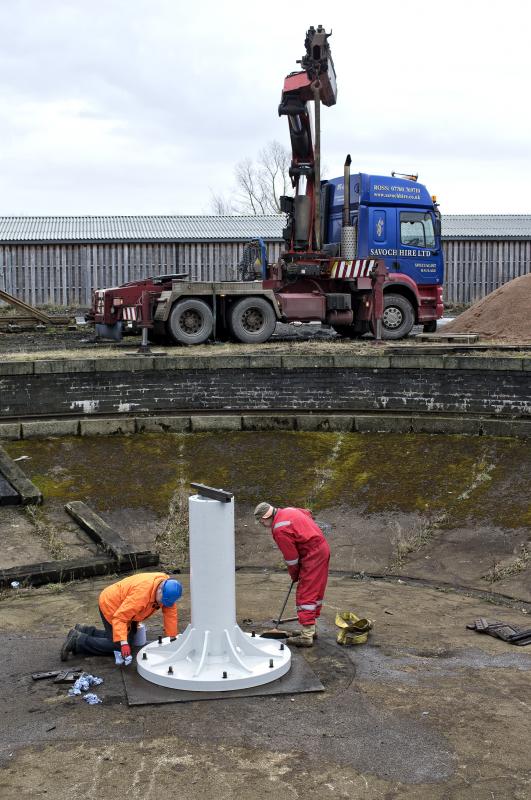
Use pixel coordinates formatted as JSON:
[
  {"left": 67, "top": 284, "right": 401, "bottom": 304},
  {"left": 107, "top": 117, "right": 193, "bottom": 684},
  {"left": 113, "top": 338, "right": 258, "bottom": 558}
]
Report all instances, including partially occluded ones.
[{"left": 137, "top": 624, "right": 291, "bottom": 691}]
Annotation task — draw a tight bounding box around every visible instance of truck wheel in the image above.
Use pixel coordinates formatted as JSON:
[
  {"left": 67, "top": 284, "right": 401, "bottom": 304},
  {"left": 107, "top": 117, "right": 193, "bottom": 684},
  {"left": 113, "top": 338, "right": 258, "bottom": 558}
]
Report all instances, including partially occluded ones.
[
  {"left": 380, "top": 294, "right": 415, "bottom": 340},
  {"left": 167, "top": 299, "right": 213, "bottom": 345},
  {"left": 229, "top": 297, "right": 276, "bottom": 343},
  {"left": 423, "top": 320, "right": 437, "bottom": 333}
]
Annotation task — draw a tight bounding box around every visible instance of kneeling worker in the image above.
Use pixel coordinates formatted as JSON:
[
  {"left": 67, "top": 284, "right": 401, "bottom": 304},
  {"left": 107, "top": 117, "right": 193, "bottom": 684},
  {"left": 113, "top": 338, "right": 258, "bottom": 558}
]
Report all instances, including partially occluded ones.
[
  {"left": 60, "top": 572, "right": 182, "bottom": 665},
  {"left": 254, "top": 502, "right": 330, "bottom": 647}
]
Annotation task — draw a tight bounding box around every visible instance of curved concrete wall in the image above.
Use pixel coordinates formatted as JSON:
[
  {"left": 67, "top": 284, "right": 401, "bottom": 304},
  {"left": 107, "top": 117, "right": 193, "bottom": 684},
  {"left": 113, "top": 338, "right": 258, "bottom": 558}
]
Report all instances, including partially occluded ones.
[{"left": 0, "top": 354, "right": 529, "bottom": 436}]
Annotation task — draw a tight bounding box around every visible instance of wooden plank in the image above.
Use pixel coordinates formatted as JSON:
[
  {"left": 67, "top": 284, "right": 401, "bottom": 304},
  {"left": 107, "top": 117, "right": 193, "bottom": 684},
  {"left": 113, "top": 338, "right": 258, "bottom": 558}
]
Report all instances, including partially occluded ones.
[
  {"left": 0, "top": 550, "right": 159, "bottom": 589},
  {"left": 416, "top": 333, "right": 480, "bottom": 342},
  {"left": 0, "top": 289, "right": 51, "bottom": 323},
  {"left": 0, "top": 473, "right": 19, "bottom": 505},
  {"left": 0, "top": 446, "right": 42, "bottom": 505},
  {"left": 65, "top": 500, "right": 137, "bottom": 558}
]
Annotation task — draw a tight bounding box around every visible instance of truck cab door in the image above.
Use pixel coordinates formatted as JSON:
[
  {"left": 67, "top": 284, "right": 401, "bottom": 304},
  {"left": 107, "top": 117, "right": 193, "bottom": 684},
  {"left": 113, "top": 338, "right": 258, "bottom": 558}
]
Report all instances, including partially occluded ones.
[
  {"left": 395, "top": 210, "right": 443, "bottom": 285},
  {"left": 365, "top": 207, "right": 397, "bottom": 271}
]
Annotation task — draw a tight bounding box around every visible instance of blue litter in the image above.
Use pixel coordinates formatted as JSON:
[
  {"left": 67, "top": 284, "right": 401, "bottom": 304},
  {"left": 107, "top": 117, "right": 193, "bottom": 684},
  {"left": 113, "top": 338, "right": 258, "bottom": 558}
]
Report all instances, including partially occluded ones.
[
  {"left": 67, "top": 673, "right": 104, "bottom": 697},
  {"left": 83, "top": 693, "right": 102, "bottom": 705}
]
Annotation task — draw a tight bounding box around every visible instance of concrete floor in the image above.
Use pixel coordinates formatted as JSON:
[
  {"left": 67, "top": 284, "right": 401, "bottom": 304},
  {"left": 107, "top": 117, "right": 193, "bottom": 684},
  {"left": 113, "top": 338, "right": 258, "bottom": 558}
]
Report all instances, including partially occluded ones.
[{"left": 2, "top": 572, "right": 531, "bottom": 799}]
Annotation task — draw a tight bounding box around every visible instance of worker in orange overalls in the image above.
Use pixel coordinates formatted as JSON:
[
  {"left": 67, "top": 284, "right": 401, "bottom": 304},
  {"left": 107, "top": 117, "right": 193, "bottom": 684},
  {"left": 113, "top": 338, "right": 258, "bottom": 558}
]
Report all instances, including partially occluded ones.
[
  {"left": 254, "top": 502, "right": 330, "bottom": 647},
  {"left": 60, "top": 572, "right": 182, "bottom": 665}
]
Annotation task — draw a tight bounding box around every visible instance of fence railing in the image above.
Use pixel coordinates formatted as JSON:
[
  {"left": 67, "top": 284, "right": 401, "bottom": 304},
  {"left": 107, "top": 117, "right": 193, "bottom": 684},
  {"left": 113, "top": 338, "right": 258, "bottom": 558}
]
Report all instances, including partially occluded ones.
[{"left": 0, "top": 239, "right": 529, "bottom": 307}]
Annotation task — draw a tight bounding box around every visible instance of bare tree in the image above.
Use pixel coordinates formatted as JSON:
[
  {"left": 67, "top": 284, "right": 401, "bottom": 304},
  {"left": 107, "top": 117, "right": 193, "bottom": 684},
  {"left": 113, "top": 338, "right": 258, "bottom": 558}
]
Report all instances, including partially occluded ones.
[
  {"left": 209, "top": 191, "right": 237, "bottom": 215},
  {"left": 257, "top": 141, "right": 291, "bottom": 213},
  {"left": 209, "top": 140, "right": 292, "bottom": 216}
]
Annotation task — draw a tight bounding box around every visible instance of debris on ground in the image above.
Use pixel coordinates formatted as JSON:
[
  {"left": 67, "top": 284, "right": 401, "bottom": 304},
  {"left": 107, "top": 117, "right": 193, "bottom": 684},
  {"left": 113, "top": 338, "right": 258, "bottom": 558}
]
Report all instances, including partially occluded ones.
[
  {"left": 67, "top": 673, "right": 104, "bottom": 696},
  {"left": 466, "top": 618, "right": 531, "bottom": 645},
  {"left": 444, "top": 273, "right": 531, "bottom": 342},
  {"left": 83, "top": 693, "right": 102, "bottom": 705},
  {"left": 335, "top": 611, "right": 373, "bottom": 645}
]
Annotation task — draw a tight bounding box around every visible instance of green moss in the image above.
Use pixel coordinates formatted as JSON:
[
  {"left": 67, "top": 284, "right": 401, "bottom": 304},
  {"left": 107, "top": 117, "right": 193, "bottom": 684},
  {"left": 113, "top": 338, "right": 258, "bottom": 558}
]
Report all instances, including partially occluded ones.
[{"left": 3, "top": 431, "right": 531, "bottom": 529}]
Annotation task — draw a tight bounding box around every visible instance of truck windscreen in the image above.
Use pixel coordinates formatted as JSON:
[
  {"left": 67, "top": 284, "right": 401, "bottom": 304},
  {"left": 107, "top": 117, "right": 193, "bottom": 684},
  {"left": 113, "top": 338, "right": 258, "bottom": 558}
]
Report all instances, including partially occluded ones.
[{"left": 400, "top": 212, "right": 436, "bottom": 248}]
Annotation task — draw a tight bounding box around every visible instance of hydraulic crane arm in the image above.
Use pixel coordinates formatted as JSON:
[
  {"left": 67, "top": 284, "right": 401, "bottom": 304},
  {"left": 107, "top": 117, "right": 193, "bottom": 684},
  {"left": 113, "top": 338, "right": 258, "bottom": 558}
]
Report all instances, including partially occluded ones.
[{"left": 278, "top": 25, "right": 337, "bottom": 252}]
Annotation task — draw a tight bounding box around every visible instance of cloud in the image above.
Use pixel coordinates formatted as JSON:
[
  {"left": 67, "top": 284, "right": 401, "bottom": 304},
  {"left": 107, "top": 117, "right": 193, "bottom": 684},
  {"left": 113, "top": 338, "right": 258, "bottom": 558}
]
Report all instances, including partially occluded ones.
[{"left": 0, "top": 0, "right": 530, "bottom": 214}]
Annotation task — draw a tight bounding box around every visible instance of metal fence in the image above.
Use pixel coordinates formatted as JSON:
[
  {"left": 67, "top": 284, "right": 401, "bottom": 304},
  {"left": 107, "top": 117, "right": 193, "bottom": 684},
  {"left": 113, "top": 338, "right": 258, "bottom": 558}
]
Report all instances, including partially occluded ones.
[
  {"left": 443, "top": 239, "right": 531, "bottom": 304},
  {"left": 0, "top": 241, "right": 283, "bottom": 307},
  {"left": 0, "top": 238, "right": 529, "bottom": 307}
]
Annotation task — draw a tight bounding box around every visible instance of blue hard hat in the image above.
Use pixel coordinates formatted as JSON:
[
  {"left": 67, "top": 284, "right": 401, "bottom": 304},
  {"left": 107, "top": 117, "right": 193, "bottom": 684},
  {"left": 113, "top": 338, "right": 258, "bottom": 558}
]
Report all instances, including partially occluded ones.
[{"left": 161, "top": 579, "right": 183, "bottom": 607}]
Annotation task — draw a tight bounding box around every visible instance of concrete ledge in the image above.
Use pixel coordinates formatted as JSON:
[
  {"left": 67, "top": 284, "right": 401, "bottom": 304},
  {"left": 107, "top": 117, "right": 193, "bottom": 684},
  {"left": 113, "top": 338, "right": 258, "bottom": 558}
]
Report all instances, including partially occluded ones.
[
  {"left": 281, "top": 355, "right": 335, "bottom": 369},
  {"left": 79, "top": 418, "right": 136, "bottom": 436},
  {"left": 411, "top": 416, "right": 482, "bottom": 435},
  {"left": 242, "top": 415, "right": 295, "bottom": 431},
  {"left": 152, "top": 356, "right": 201, "bottom": 372},
  {"left": 0, "top": 361, "right": 34, "bottom": 375},
  {"left": 444, "top": 356, "right": 524, "bottom": 371},
  {"left": 355, "top": 415, "right": 413, "bottom": 433},
  {"left": 22, "top": 419, "right": 79, "bottom": 438},
  {"left": 0, "top": 423, "right": 21, "bottom": 440},
  {"left": 34, "top": 360, "right": 95, "bottom": 374},
  {"left": 390, "top": 355, "right": 446, "bottom": 370},
  {"left": 249, "top": 355, "right": 283, "bottom": 369},
  {"left": 135, "top": 416, "right": 191, "bottom": 433},
  {"left": 480, "top": 419, "right": 531, "bottom": 437},
  {"left": 94, "top": 356, "right": 155, "bottom": 372},
  {"left": 296, "top": 415, "right": 355, "bottom": 432},
  {"left": 0, "top": 413, "right": 529, "bottom": 439},
  {"left": 190, "top": 416, "right": 243, "bottom": 432},
  {"left": 333, "top": 354, "right": 391, "bottom": 369}
]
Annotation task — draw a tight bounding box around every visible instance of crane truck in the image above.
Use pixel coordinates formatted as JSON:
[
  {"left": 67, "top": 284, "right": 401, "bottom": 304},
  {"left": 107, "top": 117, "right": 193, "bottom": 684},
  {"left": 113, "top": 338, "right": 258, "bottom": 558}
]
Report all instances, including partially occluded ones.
[{"left": 89, "top": 25, "right": 443, "bottom": 344}]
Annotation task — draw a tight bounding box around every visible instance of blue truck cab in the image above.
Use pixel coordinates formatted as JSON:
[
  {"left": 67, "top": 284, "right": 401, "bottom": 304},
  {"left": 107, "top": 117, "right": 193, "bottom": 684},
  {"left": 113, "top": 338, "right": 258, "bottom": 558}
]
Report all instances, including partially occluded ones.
[{"left": 323, "top": 172, "right": 444, "bottom": 332}]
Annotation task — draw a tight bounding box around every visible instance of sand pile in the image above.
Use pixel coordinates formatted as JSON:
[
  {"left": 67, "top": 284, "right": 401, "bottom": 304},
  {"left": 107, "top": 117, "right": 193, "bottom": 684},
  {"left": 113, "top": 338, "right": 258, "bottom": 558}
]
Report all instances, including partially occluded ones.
[{"left": 444, "top": 272, "right": 531, "bottom": 343}]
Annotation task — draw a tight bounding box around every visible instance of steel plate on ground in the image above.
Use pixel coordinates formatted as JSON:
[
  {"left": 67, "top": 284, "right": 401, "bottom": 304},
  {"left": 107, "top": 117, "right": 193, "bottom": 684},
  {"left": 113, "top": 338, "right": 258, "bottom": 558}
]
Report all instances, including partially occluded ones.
[{"left": 122, "top": 649, "right": 324, "bottom": 705}]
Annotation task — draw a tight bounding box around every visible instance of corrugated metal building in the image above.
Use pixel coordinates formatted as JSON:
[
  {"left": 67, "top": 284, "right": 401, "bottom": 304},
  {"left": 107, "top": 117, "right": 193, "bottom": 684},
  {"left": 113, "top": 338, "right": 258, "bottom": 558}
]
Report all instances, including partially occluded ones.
[
  {"left": 442, "top": 215, "right": 531, "bottom": 303},
  {"left": 0, "top": 214, "right": 530, "bottom": 306}
]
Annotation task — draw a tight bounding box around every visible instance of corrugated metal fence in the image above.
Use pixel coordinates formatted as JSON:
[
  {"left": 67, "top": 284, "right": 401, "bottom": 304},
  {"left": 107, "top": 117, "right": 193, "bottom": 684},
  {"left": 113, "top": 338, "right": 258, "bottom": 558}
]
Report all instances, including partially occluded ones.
[
  {"left": 0, "top": 238, "right": 529, "bottom": 306},
  {"left": 443, "top": 240, "right": 531, "bottom": 304},
  {"left": 0, "top": 241, "right": 283, "bottom": 306}
]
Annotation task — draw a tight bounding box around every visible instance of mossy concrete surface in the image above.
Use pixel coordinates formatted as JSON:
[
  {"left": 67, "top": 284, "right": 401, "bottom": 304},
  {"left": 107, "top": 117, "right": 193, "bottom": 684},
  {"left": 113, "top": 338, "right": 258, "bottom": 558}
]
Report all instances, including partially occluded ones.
[
  {"left": 2, "top": 431, "right": 530, "bottom": 600},
  {"left": 1, "top": 572, "right": 531, "bottom": 798}
]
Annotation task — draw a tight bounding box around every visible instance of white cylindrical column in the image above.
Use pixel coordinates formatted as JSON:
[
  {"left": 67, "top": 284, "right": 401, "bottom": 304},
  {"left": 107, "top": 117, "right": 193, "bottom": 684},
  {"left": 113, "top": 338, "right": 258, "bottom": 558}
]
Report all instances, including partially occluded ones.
[
  {"left": 137, "top": 490, "right": 291, "bottom": 691},
  {"left": 189, "top": 495, "right": 236, "bottom": 650}
]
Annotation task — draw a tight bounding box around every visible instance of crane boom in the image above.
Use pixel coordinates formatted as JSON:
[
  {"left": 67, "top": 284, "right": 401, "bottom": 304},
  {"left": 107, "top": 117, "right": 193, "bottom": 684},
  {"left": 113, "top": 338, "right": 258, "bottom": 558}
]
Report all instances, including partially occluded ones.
[{"left": 278, "top": 25, "right": 337, "bottom": 253}]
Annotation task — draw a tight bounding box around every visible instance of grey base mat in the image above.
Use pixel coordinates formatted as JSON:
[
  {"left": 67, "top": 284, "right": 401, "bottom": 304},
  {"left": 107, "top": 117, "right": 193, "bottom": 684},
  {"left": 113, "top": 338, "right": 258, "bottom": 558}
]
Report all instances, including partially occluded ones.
[{"left": 122, "top": 650, "right": 324, "bottom": 705}]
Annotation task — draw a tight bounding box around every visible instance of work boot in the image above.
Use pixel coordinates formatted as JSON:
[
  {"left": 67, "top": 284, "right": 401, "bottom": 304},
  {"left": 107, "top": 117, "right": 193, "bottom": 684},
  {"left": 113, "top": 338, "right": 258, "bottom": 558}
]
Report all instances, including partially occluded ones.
[
  {"left": 60, "top": 628, "right": 79, "bottom": 662},
  {"left": 286, "top": 624, "right": 315, "bottom": 647}
]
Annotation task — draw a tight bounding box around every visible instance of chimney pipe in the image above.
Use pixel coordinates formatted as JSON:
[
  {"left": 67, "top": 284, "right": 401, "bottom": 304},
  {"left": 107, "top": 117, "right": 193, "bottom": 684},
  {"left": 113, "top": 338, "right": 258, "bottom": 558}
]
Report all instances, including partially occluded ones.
[{"left": 343, "top": 154, "right": 351, "bottom": 227}]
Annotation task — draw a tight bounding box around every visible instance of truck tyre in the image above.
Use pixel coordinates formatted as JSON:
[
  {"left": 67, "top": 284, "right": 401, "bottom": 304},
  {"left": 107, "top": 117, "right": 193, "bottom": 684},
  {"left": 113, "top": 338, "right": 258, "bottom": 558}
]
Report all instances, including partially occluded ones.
[
  {"left": 167, "top": 299, "right": 213, "bottom": 345},
  {"left": 381, "top": 293, "right": 415, "bottom": 339},
  {"left": 229, "top": 297, "right": 277, "bottom": 343},
  {"left": 423, "top": 320, "right": 437, "bottom": 333}
]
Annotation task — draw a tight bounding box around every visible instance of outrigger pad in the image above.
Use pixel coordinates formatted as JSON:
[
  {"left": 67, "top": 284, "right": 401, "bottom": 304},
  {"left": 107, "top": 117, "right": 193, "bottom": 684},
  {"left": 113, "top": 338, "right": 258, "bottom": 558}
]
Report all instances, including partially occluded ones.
[{"left": 466, "top": 618, "right": 531, "bottom": 646}]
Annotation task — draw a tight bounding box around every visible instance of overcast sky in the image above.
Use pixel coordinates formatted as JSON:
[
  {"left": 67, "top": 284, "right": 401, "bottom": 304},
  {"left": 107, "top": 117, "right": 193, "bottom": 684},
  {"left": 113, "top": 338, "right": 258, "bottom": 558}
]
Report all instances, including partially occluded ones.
[{"left": 1, "top": 0, "right": 530, "bottom": 216}]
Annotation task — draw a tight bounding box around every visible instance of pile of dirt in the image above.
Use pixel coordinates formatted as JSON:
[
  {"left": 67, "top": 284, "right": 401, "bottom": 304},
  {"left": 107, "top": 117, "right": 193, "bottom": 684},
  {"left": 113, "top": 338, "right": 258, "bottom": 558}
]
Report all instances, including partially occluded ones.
[{"left": 444, "top": 273, "right": 531, "bottom": 343}]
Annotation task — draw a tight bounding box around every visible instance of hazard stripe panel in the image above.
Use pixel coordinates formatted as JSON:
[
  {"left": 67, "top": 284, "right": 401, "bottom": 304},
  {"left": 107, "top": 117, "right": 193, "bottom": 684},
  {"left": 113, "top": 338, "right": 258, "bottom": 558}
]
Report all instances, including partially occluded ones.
[{"left": 330, "top": 259, "right": 375, "bottom": 279}]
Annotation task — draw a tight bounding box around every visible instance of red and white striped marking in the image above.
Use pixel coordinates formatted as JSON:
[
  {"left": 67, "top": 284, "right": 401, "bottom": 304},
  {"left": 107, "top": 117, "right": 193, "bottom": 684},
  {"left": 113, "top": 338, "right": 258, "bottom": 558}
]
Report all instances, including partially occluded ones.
[
  {"left": 330, "top": 259, "right": 376, "bottom": 279},
  {"left": 122, "top": 307, "right": 138, "bottom": 321}
]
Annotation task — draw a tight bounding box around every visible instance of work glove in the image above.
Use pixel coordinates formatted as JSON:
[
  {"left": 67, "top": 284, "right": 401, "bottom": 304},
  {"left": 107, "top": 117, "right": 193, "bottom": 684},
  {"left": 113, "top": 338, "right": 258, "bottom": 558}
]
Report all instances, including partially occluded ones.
[
  {"left": 121, "top": 642, "right": 132, "bottom": 665},
  {"left": 114, "top": 643, "right": 133, "bottom": 666}
]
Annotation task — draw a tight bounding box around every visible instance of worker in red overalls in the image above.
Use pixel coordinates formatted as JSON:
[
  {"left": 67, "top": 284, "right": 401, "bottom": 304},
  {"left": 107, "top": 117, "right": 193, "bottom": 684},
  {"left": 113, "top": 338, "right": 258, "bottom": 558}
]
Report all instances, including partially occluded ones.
[{"left": 254, "top": 502, "right": 330, "bottom": 647}]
